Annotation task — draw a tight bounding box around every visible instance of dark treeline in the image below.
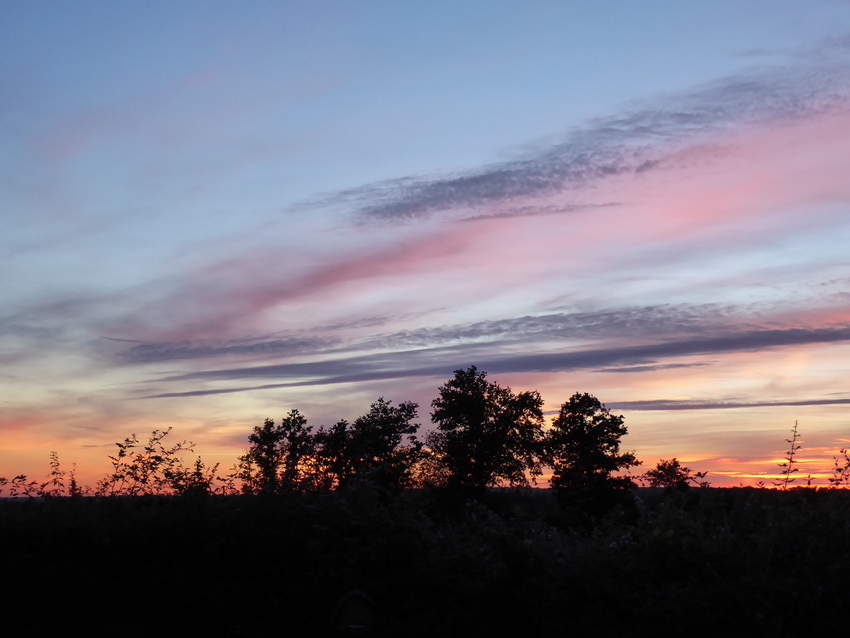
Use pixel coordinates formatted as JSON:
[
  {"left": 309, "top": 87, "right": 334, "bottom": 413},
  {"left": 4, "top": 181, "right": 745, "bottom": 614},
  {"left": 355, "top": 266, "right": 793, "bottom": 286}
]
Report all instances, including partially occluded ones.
[
  {"left": 4, "top": 367, "right": 850, "bottom": 636},
  {"left": 8, "top": 366, "right": 850, "bottom": 498},
  {"left": 1, "top": 366, "right": 709, "bottom": 501},
  {"left": 232, "top": 364, "right": 646, "bottom": 507}
]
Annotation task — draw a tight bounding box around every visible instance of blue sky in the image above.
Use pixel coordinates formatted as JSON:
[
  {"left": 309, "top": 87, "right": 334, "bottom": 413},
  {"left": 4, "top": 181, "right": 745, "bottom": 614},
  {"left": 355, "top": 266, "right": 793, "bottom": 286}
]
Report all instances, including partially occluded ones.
[{"left": 3, "top": 1, "right": 850, "bottom": 485}]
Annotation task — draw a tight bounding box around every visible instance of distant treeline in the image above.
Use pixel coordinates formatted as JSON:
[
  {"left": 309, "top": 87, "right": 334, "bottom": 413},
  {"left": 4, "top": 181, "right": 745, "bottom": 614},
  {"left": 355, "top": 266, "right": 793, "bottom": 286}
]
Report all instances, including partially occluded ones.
[
  {"left": 4, "top": 366, "right": 850, "bottom": 500},
  {"left": 4, "top": 367, "right": 850, "bottom": 636}
]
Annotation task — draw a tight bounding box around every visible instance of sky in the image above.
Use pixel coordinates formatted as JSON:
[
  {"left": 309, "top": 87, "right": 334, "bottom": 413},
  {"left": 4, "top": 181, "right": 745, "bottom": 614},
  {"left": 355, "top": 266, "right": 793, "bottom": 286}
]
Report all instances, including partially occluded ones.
[{"left": 3, "top": 0, "right": 850, "bottom": 487}]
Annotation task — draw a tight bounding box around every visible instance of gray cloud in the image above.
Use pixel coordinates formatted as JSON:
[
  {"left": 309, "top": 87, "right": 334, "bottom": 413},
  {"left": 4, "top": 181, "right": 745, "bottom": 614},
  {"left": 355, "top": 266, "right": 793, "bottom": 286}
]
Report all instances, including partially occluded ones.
[
  {"left": 608, "top": 398, "right": 850, "bottom": 411},
  {"left": 352, "top": 303, "right": 741, "bottom": 351},
  {"left": 120, "top": 335, "right": 341, "bottom": 363},
  {"left": 479, "top": 326, "right": 850, "bottom": 375},
  {"left": 594, "top": 363, "right": 709, "bottom": 374},
  {"left": 316, "top": 49, "right": 850, "bottom": 223},
  {"left": 122, "top": 302, "right": 741, "bottom": 365},
  {"left": 118, "top": 303, "right": 736, "bottom": 364},
  {"left": 459, "top": 202, "right": 621, "bottom": 223},
  {"left": 142, "top": 324, "right": 850, "bottom": 398}
]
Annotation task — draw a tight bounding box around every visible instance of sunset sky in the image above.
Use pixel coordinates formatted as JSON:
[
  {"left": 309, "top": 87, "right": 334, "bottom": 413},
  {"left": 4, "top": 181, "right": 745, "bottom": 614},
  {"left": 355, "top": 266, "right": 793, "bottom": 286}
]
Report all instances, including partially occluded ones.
[{"left": 3, "top": 1, "right": 850, "bottom": 487}]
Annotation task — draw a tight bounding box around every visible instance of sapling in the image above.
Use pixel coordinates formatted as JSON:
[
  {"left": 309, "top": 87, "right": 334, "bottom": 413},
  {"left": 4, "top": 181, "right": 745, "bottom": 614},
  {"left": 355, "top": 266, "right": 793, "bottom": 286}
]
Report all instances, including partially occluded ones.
[
  {"left": 774, "top": 421, "right": 802, "bottom": 490},
  {"left": 829, "top": 447, "right": 850, "bottom": 488}
]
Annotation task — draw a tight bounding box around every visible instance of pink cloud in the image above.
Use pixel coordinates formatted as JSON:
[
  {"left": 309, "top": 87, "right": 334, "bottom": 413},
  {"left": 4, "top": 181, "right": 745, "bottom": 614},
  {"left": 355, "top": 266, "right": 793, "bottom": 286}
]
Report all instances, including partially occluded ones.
[
  {"left": 616, "top": 110, "right": 850, "bottom": 241},
  {"left": 115, "top": 227, "right": 473, "bottom": 343},
  {"left": 413, "top": 109, "right": 850, "bottom": 307},
  {"left": 97, "top": 104, "right": 850, "bottom": 349}
]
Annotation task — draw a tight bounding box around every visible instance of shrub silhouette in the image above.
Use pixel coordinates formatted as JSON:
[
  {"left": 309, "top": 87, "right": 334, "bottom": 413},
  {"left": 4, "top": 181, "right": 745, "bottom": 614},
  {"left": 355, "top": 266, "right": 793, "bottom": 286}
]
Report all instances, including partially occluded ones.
[
  {"left": 830, "top": 447, "right": 850, "bottom": 488},
  {"left": 95, "top": 427, "right": 216, "bottom": 496},
  {"left": 645, "top": 458, "right": 709, "bottom": 490}
]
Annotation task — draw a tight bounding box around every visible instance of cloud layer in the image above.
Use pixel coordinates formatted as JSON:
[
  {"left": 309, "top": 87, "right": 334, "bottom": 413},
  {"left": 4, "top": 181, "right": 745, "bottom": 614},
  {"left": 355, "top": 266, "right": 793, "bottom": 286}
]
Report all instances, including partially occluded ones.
[
  {"left": 141, "top": 322, "right": 850, "bottom": 397},
  {"left": 322, "top": 45, "right": 850, "bottom": 224}
]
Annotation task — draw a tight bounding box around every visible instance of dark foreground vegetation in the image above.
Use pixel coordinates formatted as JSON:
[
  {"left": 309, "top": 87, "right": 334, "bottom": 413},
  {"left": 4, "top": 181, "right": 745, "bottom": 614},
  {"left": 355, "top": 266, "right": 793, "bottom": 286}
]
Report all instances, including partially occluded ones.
[
  {"left": 4, "top": 486, "right": 850, "bottom": 637},
  {"left": 4, "top": 367, "right": 850, "bottom": 636}
]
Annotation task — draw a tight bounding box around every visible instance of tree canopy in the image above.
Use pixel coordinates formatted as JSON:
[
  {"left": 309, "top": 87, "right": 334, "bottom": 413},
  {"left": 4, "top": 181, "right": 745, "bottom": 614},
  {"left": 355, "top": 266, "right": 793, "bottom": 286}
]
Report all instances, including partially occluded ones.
[
  {"left": 315, "top": 398, "right": 421, "bottom": 489},
  {"left": 645, "top": 458, "right": 709, "bottom": 490},
  {"left": 545, "top": 392, "right": 640, "bottom": 503},
  {"left": 238, "top": 409, "right": 315, "bottom": 494},
  {"left": 427, "top": 366, "right": 544, "bottom": 491}
]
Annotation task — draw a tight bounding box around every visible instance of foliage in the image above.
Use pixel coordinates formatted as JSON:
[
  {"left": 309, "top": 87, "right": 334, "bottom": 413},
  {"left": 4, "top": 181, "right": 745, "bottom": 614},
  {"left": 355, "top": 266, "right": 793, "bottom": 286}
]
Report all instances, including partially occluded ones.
[
  {"left": 774, "top": 421, "right": 802, "bottom": 490},
  {"left": 278, "top": 409, "right": 317, "bottom": 490},
  {"left": 0, "top": 452, "right": 86, "bottom": 498},
  {"left": 237, "top": 409, "right": 315, "bottom": 494},
  {"left": 5, "top": 381, "right": 848, "bottom": 506},
  {"left": 96, "top": 427, "right": 198, "bottom": 496},
  {"left": 237, "top": 418, "right": 284, "bottom": 494},
  {"left": 544, "top": 392, "right": 640, "bottom": 508},
  {"left": 1, "top": 436, "right": 223, "bottom": 498},
  {"left": 314, "top": 398, "right": 422, "bottom": 489},
  {"left": 427, "top": 366, "right": 545, "bottom": 491},
  {"left": 236, "top": 401, "right": 421, "bottom": 493},
  {"left": 167, "top": 456, "right": 222, "bottom": 496},
  {"left": 0, "top": 474, "right": 40, "bottom": 497},
  {"left": 312, "top": 419, "right": 352, "bottom": 489},
  {"left": 829, "top": 447, "right": 850, "bottom": 488},
  {"left": 345, "top": 397, "right": 422, "bottom": 488},
  {"left": 644, "top": 458, "right": 709, "bottom": 490}
]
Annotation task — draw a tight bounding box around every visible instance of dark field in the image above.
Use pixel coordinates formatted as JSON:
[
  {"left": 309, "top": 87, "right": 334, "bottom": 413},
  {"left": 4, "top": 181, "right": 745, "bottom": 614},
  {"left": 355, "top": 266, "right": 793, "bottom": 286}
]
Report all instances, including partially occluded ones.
[{"left": 4, "top": 487, "right": 850, "bottom": 637}]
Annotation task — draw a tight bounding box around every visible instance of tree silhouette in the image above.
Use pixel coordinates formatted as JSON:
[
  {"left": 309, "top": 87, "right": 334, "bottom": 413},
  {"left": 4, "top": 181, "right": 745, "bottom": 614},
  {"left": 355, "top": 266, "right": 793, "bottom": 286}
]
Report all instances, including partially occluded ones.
[
  {"left": 347, "top": 397, "right": 422, "bottom": 488},
  {"left": 313, "top": 419, "right": 351, "bottom": 489},
  {"left": 238, "top": 418, "right": 284, "bottom": 494},
  {"left": 645, "top": 458, "right": 709, "bottom": 490},
  {"left": 545, "top": 393, "right": 640, "bottom": 507},
  {"left": 315, "top": 398, "right": 421, "bottom": 489},
  {"left": 427, "top": 366, "right": 544, "bottom": 491},
  {"left": 278, "top": 409, "right": 316, "bottom": 490},
  {"left": 238, "top": 409, "right": 315, "bottom": 494}
]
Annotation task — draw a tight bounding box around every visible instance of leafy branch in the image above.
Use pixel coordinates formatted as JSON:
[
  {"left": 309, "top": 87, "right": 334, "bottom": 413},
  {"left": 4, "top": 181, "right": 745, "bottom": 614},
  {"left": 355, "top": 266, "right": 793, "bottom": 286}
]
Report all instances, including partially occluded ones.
[
  {"left": 829, "top": 447, "right": 850, "bottom": 488},
  {"left": 96, "top": 427, "right": 194, "bottom": 496},
  {"left": 774, "top": 421, "right": 802, "bottom": 490}
]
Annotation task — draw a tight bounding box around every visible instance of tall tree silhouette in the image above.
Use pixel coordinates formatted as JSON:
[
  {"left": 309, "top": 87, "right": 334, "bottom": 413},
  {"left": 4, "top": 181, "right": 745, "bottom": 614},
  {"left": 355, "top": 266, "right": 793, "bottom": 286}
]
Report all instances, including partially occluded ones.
[
  {"left": 347, "top": 397, "right": 421, "bottom": 488},
  {"left": 545, "top": 393, "right": 640, "bottom": 507},
  {"left": 278, "top": 409, "right": 316, "bottom": 490},
  {"left": 313, "top": 419, "right": 351, "bottom": 489},
  {"left": 427, "top": 366, "right": 544, "bottom": 491}
]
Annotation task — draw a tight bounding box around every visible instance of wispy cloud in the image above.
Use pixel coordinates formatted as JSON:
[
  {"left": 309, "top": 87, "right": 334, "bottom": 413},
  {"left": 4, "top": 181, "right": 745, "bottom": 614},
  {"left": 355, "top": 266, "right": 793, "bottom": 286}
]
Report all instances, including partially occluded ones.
[
  {"left": 117, "top": 303, "right": 739, "bottom": 364},
  {"left": 351, "top": 304, "right": 742, "bottom": 350},
  {"left": 101, "top": 227, "right": 470, "bottom": 343},
  {"left": 120, "top": 335, "right": 341, "bottom": 363},
  {"left": 309, "top": 46, "right": 850, "bottom": 224},
  {"left": 595, "top": 363, "right": 709, "bottom": 374},
  {"left": 609, "top": 397, "right": 850, "bottom": 411},
  {"left": 141, "top": 324, "right": 850, "bottom": 397}
]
